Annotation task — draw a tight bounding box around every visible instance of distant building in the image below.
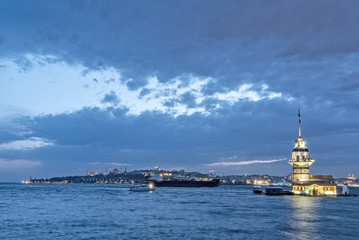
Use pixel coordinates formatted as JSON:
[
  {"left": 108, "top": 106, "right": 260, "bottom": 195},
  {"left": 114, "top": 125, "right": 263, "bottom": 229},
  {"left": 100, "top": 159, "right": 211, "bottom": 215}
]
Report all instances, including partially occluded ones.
[
  {"left": 345, "top": 174, "right": 356, "bottom": 180},
  {"left": 289, "top": 110, "right": 337, "bottom": 196}
]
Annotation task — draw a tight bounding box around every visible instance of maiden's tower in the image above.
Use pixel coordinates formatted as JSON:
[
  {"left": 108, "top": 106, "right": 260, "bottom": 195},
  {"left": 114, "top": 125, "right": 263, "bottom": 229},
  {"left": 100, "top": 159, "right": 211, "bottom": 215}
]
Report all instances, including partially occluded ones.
[{"left": 289, "top": 110, "right": 337, "bottom": 196}]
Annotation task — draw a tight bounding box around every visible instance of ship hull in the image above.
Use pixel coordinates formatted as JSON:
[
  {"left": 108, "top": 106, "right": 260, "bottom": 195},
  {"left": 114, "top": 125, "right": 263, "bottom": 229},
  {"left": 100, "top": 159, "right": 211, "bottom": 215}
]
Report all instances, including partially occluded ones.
[
  {"left": 265, "top": 192, "right": 293, "bottom": 195},
  {"left": 147, "top": 179, "right": 220, "bottom": 187}
]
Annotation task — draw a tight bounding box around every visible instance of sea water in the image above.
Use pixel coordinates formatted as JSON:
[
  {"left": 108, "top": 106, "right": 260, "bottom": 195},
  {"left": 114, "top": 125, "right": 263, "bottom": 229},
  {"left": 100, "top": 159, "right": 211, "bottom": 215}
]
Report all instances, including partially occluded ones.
[{"left": 0, "top": 183, "right": 358, "bottom": 240}]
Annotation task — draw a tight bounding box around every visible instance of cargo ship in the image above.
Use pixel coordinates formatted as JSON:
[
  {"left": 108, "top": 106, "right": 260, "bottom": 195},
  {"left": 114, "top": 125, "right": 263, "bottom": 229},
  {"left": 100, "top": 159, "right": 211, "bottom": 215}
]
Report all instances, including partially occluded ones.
[
  {"left": 146, "top": 173, "right": 220, "bottom": 187},
  {"left": 147, "top": 179, "right": 220, "bottom": 187}
]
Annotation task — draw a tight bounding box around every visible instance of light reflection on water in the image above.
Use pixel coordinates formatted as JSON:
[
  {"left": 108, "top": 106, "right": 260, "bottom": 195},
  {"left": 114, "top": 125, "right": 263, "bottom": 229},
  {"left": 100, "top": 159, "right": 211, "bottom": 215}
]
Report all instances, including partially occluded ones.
[{"left": 288, "top": 196, "right": 321, "bottom": 240}]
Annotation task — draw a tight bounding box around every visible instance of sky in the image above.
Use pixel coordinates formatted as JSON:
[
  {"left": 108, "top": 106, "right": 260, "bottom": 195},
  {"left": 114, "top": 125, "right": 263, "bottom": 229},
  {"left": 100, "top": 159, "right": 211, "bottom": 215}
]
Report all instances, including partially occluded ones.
[{"left": 0, "top": 0, "right": 358, "bottom": 181}]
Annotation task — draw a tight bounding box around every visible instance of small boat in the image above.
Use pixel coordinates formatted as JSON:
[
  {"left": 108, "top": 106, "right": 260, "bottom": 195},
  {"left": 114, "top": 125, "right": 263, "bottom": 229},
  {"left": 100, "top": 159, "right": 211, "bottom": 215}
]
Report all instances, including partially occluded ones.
[
  {"left": 337, "top": 182, "right": 357, "bottom": 196},
  {"left": 253, "top": 186, "right": 262, "bottom": 194},
  {"left": 265, "top": 187, "right": 293, "bottom": 195},
  {"left": 129, "top": 183, "right": 155, "bottom": 192},
  {"left": 342, "top": 182, "right": 349, "bottom": 195},
  {"left": 20, "top": 180, "right": 33, "bottom": 184}
]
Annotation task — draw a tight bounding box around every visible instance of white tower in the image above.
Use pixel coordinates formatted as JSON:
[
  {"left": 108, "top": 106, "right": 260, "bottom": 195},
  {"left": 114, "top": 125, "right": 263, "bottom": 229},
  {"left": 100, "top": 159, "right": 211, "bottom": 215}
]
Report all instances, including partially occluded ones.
[{"left": 289, "top": 110, "right": 314, "bottom": 183}]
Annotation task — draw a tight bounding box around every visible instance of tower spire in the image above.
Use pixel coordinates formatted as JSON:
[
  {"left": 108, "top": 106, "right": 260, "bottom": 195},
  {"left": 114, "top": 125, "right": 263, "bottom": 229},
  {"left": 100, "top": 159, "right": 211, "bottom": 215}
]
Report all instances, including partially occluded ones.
[{"left": 298, "top": 109, "right": 301, "bottom": 138}]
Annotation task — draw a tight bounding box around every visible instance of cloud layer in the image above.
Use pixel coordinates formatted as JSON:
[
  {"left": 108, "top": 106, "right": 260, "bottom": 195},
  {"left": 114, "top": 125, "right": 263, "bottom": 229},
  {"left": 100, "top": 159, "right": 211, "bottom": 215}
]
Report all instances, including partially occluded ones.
[
  {"left": 0, "top": 158, "right": 42, "bottom": 169},
  {"left": 0, "top": 137, "right": 53, "bottom": 151},
  {"left": 0, "top": 55, "right": 286, "bottom": 117},
  {"left": 0, "top": 1, "right": 358, "bottom": 180},
  {"left": 205, "top": 158, "right": 287, "bottom": 167}
]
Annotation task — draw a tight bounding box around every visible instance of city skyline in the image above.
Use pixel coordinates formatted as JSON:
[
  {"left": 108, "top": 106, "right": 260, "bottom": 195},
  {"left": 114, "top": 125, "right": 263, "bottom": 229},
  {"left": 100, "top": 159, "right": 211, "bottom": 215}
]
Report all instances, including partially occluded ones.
[{"left": 0, "top": 1, "right": 358, "bottom": 181}]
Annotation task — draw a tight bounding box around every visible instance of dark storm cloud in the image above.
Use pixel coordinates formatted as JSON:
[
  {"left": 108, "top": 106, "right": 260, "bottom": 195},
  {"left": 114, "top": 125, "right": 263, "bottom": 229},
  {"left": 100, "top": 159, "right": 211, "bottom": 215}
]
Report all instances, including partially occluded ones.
[
  {"left": 180, "top": 92, "right": 197, "bottom": 108},
  {"left": 1, "top": 0, "right": 359, "bottom": 82},
  {"left": 101, "top": 91, "right": 119, "bottom": 106},
  {"left": 139, "top": 88, "right": 151, "bottom": 98},
  {"left": 126, "top": 78, "right": 148, "bottom": 91}
]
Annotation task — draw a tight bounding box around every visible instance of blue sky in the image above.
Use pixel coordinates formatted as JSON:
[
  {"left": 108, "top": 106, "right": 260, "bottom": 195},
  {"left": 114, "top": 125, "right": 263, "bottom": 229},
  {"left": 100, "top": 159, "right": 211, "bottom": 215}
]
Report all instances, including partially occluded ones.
[{"left": 0, "top": 0, "right": 358, "bottom": 181}]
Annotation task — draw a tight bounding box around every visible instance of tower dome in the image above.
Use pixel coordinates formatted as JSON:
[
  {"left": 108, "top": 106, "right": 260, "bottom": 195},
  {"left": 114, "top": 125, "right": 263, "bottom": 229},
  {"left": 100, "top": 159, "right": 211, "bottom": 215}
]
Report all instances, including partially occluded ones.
[{"left": 293, "top": 137, "right": 309, "bottom": 152}]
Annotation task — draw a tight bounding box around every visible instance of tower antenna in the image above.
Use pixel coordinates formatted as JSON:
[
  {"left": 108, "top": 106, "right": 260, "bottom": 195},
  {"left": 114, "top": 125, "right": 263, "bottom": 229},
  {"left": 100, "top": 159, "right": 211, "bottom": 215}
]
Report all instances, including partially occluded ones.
[{"left": 298, "top": 109, "right": 301, "bottom": 138}]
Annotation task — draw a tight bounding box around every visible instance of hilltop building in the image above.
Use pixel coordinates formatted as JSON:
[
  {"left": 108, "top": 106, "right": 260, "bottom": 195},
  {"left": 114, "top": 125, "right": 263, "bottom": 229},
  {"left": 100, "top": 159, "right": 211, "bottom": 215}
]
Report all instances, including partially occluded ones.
[
  {"left": 289, "top": 110, "right": 337, "bottom": 196},
  {"left": 345, "top": 174, "right": 356, "bottom": 181}
]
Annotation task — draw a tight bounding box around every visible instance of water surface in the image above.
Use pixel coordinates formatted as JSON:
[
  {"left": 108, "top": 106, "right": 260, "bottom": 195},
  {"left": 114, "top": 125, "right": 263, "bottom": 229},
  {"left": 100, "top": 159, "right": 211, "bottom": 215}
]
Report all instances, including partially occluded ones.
[{"left": 0, "top": 184, "right": 358, "bottom": 239}]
